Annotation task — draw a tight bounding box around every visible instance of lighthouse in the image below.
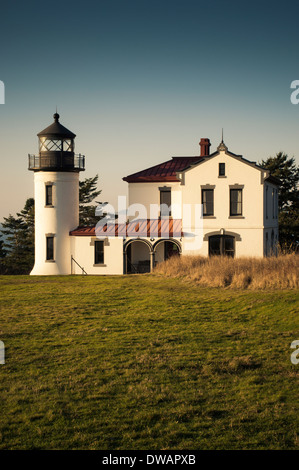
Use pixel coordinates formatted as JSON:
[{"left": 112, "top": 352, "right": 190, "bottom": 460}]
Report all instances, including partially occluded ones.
[{"left": 28, "top": 113, "right": 85, "bottom": 275}]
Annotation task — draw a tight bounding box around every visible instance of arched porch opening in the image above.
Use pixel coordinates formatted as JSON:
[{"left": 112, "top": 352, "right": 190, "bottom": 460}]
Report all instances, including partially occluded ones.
[
  {"left": 153, "top": 239, "right": 182, "bottom": 267},
  {"left": 124, "top": 239, "right": 153, "bottom": 274}
]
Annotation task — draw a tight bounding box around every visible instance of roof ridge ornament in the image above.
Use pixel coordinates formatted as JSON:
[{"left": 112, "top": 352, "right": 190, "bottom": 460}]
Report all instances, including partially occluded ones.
[
  {"left": 53, "top": 111, "right": 60, "bottom": 122},
  {"left": 217, "top": 128, "right": 228, "bottom": 151}
]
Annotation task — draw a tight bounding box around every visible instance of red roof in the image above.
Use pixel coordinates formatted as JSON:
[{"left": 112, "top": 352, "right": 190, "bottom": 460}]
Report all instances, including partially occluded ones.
[
  {"left": 123, "top": 156, "right": 203, "bottom": 182},
  {"left": 70, "top": 219, "right": 183, "bottom": 237}
]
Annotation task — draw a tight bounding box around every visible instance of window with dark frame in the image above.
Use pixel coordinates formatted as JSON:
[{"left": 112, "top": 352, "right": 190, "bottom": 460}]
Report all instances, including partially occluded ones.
[
  {"left": 209, "top": 235, "right": 235, "bottom": 257},
  {"left": 271, "top": 230, "right": 274, "bottom": 251},
  {"left": 45, "top": 185, "right": 53, "bottom": 206},
  {"left": 160, "top": 189, "right": 171, "bottom": 217},
  {"left": 230, "top": 189, "right": 242, "bottom": 216},
  {"left": 94, "top": 240, "right": 104, "bottom": 265},
  {"left": 202, "top": 189, "right": 214, "bottom": 216},
  {"left": 46, "top": 236, "right": 54, "bottom": 261},
  {"left": 219, "top": 163, "right": 225, "bottom": 176}
]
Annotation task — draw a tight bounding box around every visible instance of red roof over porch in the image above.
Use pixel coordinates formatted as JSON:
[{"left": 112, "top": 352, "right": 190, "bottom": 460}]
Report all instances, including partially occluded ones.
[{"left": 70, "top": 219, "right": 183, "bottom": 238}]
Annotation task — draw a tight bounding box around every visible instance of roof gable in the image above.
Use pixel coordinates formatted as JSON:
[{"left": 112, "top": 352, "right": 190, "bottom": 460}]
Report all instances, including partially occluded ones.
[
  {"left": 178, "top": 147, "right": 280, "bottom": 186},
  {"left": 122, "top": 142, "right": 280, "bottom": 186}
]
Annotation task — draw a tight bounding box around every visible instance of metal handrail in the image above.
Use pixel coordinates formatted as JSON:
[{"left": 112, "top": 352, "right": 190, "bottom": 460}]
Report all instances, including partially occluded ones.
[
  {"left": 71, "top": 255, "right": 88, "bottom": 275},
  {"left": 127, "top": 258, "right": 138, "bottom": 274},
  {"left": 28, "top": 153, "right": 85, "bottom": 171}
]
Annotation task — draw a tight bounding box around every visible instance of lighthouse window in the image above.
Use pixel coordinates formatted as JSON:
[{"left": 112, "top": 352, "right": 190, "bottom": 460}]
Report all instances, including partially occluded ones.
[
  {"left": 40, "top": 138, "right": 62, "bottom": 152},
  {"left": 94, "top": 241, "right": 104, "bottom": 265},
  {"left": 45, "top": 185, "right": 53, "bottom": 206},
  {"left": 63, "top": 140, "right": 72, "bottom": 151},
  {"left": 46, "top": 236, "right": 54, "bottom": 261}
]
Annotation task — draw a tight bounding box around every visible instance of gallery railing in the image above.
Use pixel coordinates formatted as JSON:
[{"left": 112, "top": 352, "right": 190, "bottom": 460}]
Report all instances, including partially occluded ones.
[{"left": 28, "top": 153, "right": 85, "bottom": 171}]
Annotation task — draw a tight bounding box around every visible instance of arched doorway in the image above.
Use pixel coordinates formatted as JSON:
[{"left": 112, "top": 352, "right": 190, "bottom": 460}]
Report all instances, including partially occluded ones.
[
  {"left": 124, "top": 239, "right": 153, "bottom": 274},
  {"left": 153, "top": 239, "right": 182, "bottom": 266},
  {"left": 209, "top": 235, "right": 235, "bottom": 257}
]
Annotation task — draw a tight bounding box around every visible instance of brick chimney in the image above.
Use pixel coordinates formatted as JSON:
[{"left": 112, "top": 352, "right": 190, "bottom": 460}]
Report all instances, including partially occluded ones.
[{"left": 199, "top": 138, "right": 211, "bottom": 157}]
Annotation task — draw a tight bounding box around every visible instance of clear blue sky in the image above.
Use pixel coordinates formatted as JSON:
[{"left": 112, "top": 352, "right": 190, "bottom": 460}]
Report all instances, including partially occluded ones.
[{"left": 0, "top": 0, "right": 298, "bottom": 219}]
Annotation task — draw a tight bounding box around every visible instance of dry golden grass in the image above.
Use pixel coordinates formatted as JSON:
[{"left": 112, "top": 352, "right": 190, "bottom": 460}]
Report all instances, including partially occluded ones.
[{"left": 154, "top": 253, "right": 299, "bottom": 289}]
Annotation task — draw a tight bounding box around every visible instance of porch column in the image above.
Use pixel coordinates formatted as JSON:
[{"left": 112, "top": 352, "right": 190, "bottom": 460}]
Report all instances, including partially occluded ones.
[
  {"left": 150, "top": 251, "right": 155, "bottom": 272},
  {"left": 123, "top": 250, "right": 127, "bottom": 274}
]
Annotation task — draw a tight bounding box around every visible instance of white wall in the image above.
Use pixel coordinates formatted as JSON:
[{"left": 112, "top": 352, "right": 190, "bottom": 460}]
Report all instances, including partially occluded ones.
[
  {"left": 181, "top": 151, "right": 263, "bottom": 229},
  {"left": 180, "top": 151, "right": 267, "bottom": 257},
  {"left": 127, "top": 150, "right": 278, "bottom": 258},
  {"left": 182, "top": 228, "right": 264, "bottom": 257},
  {"left": 128, "top": 182, "right": 182, "bottom": 219},
  {"left": 71, "top": 236, "right": 124, "bottom": 275},
  {"left": 31, "top": 171, "right": 79, "bottom": 275}
]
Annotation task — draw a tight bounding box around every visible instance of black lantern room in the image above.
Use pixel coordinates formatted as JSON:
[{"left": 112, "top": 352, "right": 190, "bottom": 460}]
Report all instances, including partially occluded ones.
[{"left": 28, "top": 113, "right": 85, "bottom": 172}]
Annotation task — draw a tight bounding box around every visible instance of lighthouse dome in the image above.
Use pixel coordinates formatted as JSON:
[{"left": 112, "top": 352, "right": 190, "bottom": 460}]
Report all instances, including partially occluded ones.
[
  {"left": 28, "top": 113, "right": 84, "bottom": 172},
  {"left": 37, "top": 113, "right": 76, "bottom": 139}
]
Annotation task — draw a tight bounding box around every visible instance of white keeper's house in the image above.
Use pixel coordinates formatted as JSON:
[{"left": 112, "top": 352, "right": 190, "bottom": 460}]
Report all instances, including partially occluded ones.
[{"left": 28, "top": 114, "right": 279, "bottom": 276}]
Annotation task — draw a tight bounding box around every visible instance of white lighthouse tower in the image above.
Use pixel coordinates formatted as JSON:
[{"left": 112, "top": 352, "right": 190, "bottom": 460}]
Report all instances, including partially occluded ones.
[{"left": 29, "top": 113, "right": 85, "bottom": 275}]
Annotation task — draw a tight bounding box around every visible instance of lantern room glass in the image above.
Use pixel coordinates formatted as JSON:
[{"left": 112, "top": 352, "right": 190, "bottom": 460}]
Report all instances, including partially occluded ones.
[{"left": 39, "top": 137, "right": 73, "bottom": 152}]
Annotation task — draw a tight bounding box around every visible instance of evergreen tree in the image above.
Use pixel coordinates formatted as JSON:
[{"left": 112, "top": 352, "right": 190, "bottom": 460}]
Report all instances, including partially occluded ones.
[
  {"left": 1, "top": 215, "right": 29, "bottom": 274},
  {"left": 0, "top": 198, "right": 35, "bottom": 274},
  {"left": 261, "top": 152, "right": 299, "bottom": 249},
  {"left": 0, "top": 234, "right": 6, "bottom": 274},
  {"left": 79, "top": 174, "right": 107, "bottom": 225},
  {"left": 18, "top": 198, "right": 35, "bottom": 266}
]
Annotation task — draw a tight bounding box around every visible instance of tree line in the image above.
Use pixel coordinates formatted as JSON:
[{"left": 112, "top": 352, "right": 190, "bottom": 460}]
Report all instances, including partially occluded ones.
[
  {"left": 0, "top": 154, "right": 298, "bottom": 275},
  {"left": 260, "top": 152, "right": 298, "bottom": 251}
]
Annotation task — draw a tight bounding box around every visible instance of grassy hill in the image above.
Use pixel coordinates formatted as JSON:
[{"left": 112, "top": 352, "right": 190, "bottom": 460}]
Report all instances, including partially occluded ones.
[{"left": 0, "top": 274, "right": 298, "bottom": 449}]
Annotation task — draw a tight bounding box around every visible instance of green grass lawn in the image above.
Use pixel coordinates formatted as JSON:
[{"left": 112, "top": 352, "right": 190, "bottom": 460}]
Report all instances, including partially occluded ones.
[{"left": 0, "top": 274, "right": 298, "bottom": 450}]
